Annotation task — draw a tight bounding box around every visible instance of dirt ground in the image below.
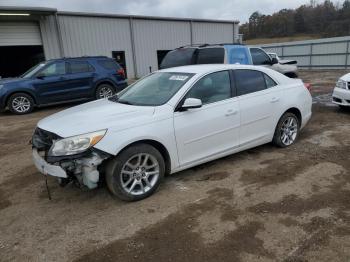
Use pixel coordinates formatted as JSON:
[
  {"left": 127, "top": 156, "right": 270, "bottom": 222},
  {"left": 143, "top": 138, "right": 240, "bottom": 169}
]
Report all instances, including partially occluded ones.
[{"left": 0, "top": 70, "right": 350, "bottom": 262}]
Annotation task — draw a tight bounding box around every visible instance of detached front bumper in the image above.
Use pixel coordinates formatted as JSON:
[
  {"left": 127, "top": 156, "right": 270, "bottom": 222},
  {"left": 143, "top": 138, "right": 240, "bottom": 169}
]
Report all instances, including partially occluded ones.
[
  {"left": 32, "top": 149, "right": 67, "bottom": 178},
  {"left": 333, "top": 87, "right": 350, "bottom": 106}
]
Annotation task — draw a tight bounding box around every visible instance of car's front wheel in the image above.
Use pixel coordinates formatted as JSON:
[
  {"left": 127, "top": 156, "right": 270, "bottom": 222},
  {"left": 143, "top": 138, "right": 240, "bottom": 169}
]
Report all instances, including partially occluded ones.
[
  {"left": 106, "top": 144, "right": 165, "bottom": 201},
  {"left": 272, "top": 112, "right": 300, "bottom": 147},
  {"left": 8, "top": 93, "right": 35, "bottom": 114},
  {"left": 96, "top": 84, "right": 115, "bottom": 99}
]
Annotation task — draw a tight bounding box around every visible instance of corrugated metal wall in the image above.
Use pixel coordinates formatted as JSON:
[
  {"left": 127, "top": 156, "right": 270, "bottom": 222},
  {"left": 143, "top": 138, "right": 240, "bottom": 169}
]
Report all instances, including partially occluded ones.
[
  {"left": 260, "top": 36, "right": 350, "bottom": 69},
  {"left": 0, "top": 21, "right": 42, "bottom": 46},
  {"left": 192, "top": 22, "right": 234, "bottom": 44},
  {"left": 39, "top": 16, "right": 61, "bottom": 59},
  {"left": 132, "top": 19, "right": 191, "bottom": 76},
  {"left": 57, "top": 15, "right": 135, "bottom": 77},
  {"left": 39, "top": 14, "right": 238, "bottom": 78}
]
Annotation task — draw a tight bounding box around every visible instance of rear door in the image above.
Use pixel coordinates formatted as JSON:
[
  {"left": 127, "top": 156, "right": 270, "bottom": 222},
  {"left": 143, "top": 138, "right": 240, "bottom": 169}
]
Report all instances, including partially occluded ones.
[
  {"left": 174, "top": 70, "right": 240, "bottom": 166},
  {"left": 66, "top": 60, "right": 96, "bottom": 99},
  {"left": 234, "top": 69, "right": 277, "bottom": 147}
]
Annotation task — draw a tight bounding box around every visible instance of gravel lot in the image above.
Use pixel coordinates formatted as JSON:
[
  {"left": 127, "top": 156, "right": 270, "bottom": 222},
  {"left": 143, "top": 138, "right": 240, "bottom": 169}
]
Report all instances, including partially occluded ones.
[{"left": 0, "top": 70, "right": 350, "bottom": 262}]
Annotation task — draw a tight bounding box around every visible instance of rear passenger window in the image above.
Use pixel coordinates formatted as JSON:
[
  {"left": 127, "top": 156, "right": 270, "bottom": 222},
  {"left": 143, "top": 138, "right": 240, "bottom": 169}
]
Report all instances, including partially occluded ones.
[
  {"left": 197, "top": 48, "right": 225, "bottom": 64},
  {"left": 69, "top": 61, "right": 94, "bottom": 73},
  {"left": 264, "top": 74, "right": 277, "bottom": 88},
  {"left": 186, "top": 71, "right": 231, "bottom": 105},
  {"left": 98, "top": 60, "right": 121, "bottom": 70},
  {"left": 234, "top": 70, "right": 266, "bottom": 96}
]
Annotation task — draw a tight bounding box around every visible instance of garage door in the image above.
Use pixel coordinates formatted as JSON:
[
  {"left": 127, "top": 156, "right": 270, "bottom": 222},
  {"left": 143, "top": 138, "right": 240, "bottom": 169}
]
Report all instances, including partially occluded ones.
[{"left": 0, "top": 21, "right": 42, "bottom": 46}]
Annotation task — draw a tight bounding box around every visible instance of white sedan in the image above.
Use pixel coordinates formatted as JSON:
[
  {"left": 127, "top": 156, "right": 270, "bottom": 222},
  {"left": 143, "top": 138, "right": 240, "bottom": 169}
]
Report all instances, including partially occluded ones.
[
  {"left": 333, "top": 73, "right": 350, "bottom": 108},
  {"left": 32, "top": 64, "right": 312, "bottom": 201}
]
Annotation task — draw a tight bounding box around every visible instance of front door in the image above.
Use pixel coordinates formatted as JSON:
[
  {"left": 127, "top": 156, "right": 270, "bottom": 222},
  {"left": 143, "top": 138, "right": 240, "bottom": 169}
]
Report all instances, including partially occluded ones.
[
  {"left": 112, "top": 51, "right": 127, "bottom": 78},
  {"left": 174, "top": 70, "right": 240, "bottom": 166},
  {"left": 32, "top": 61, "right": 71, "bottom": 104}
]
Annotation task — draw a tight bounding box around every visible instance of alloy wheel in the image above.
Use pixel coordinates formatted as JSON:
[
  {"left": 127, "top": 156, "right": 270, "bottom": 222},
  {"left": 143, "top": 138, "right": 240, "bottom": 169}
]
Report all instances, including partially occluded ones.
[
  {"left": 280, "top": 116, "right": 298, "bottom": 146},
  {"left": 120, "top": 153, "right": 160, "bottom": 196},
  {"left": 12, "top": 96, "right": 31, "bottom": 113},
  {"left": 99, "top": 86, "right": 114, "bottom": 98}
]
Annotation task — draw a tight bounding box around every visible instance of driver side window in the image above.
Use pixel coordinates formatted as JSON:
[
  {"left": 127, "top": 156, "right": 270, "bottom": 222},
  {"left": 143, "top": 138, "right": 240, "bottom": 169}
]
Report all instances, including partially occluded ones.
[
  {"left": 250, "top": 48, "right": 271, "bottom": 65},
  {"left": 39, "top": 62, "right": 66, "bottom": 77},
  {"left": 185, "top": 71, "right": 231, "bottom": 105}
]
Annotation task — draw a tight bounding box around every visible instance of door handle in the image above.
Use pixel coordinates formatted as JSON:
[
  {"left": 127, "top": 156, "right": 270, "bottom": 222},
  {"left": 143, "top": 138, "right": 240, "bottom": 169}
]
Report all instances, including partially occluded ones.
[
  {"left": 270, "top": 97, "right": 280, "bottom": 103},
  {"left": 225, "top": 109, "right": 238, "bottom": 117}
]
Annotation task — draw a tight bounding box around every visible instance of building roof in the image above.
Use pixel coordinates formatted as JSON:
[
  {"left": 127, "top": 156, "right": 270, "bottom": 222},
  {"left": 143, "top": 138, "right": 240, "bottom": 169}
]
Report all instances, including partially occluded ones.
[{"left": 0, "top": 6, "right": 239, "bottom": 24}]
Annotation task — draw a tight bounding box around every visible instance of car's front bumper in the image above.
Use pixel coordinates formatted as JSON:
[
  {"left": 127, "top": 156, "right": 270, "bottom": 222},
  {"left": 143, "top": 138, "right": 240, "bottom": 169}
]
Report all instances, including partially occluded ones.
[
  {"left": 32, "top": 148, "right": 67, "bottom": 178},
  {"left": 332, "top": 87, "right": 350, "bottom": 106}
]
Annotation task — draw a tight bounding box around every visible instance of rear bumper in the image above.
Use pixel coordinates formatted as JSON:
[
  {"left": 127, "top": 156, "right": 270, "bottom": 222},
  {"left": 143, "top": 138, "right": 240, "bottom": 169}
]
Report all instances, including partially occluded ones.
[{"left": 332, "top": 87, "right": 350, "bottom": 106}]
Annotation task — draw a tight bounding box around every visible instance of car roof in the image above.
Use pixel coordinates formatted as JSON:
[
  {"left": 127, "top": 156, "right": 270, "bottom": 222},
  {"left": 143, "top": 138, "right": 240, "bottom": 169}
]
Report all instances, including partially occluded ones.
[{"left": 158, "top": 64, "right": 267, "bottom": 74}]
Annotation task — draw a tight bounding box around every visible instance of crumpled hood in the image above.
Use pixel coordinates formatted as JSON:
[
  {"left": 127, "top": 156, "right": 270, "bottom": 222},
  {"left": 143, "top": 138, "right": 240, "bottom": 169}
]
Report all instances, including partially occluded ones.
[
  {"left": 340, "top": 73, "right": 350, "bottom": 82},
  {"left": 37, "top": 99, "right": 156, "bottom": 137}
]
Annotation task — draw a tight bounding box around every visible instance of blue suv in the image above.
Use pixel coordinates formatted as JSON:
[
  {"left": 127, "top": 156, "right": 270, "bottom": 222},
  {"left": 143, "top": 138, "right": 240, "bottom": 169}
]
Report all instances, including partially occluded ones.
[{"left": 0, "top": 56, "right": 128, "bottom": 114}]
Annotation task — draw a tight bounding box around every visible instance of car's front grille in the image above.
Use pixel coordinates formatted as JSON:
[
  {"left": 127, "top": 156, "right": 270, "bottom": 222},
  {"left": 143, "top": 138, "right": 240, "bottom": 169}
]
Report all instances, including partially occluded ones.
[{"left": 32, "top": 128, "right": 61, "bottom": 150}]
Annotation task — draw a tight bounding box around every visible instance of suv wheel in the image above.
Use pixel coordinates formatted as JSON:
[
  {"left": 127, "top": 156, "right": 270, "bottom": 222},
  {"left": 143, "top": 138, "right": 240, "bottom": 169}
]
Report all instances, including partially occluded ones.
[
  {"left": 106, "top": 144, "right": 165, "bottom": 201},
  {"left": 8, "top": 93, "right": 34, "bottom": 114},
  {"left": 96, "top": 84, "right": 115, "bottom": 99},
  {"left": 272, "top": 112, "right": 300, "bottom": 147}
]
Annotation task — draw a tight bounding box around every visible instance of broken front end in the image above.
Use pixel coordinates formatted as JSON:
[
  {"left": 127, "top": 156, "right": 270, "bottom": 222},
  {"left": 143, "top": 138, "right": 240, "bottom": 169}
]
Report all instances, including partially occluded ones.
[{"left": 31, "top": 128, "right": 110, "bottom": 189}]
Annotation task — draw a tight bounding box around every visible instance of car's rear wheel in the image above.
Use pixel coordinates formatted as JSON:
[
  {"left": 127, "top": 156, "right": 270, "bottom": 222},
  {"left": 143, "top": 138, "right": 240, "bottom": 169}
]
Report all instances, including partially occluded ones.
[
  {"left": 272, "top": 112, "right": 300, "bottom": 147},
  {"left": 96, "top": 84, "right": 115, "bottom": 99},
  {"left": 105, "top": 144, "right": 165, "bottom": 201},
  {"left": 8, "top": 93, "right": 34, "bottom": 114}
]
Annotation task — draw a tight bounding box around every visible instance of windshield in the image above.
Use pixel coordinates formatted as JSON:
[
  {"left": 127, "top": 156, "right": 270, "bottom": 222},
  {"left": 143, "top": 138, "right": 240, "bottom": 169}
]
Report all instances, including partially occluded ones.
[
  {"left": 21, "top": 62, "right": 47, "bottom": 78},
  {"left": 160, "top": 48, "right": 196, "bottom": 69},
  {"left": 112, "top": 72, "right": 194, "bottom": 106}
]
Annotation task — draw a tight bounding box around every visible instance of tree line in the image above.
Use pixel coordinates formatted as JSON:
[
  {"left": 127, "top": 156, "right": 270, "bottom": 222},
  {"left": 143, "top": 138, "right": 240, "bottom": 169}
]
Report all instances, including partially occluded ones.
[{"left": 240, "top": 0, "right": 350, "bottom": 40}]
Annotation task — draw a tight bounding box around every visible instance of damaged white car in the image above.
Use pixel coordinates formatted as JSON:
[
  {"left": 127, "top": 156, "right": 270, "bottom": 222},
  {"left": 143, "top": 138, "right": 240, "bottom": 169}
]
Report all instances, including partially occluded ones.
[{"left": 32, "top": 64, "right": 312, "bottom": 201}]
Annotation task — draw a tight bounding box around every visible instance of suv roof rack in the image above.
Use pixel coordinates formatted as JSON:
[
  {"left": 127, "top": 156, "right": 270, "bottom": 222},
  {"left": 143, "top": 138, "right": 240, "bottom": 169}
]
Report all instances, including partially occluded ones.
[
  {"left": 62, "top": 56, "right": 108, "bottom": 59},
  {"left": 177, "top": 43, "right": 244, "bottom": 49}
]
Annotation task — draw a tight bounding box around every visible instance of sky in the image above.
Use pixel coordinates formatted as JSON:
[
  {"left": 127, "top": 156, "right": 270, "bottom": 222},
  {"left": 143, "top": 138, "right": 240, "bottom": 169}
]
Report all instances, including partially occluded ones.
[{"left": 0, "top": 0, "right": 343, "bottom": 22}]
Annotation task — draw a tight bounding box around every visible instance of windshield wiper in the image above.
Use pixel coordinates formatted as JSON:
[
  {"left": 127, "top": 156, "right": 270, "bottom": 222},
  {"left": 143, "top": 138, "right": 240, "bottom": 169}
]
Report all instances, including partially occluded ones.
[{"left": 117, "top": 99, "right": 135, "bottom": 105}]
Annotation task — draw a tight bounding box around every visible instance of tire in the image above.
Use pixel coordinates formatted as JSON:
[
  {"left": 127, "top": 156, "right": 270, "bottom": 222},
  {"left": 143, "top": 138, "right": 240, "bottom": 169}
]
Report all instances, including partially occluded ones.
[
  {"left": 272, "top": 112, "right": 300, "bottom": 148},
  {"left": 95, "top": 84, "right": 115, "bottom": 99},
  {"left": 8, "top": 93, "right": 35, "bottom": 114},
  {"left": 105, "top": 144, "right": 165, "bottom": 201}
]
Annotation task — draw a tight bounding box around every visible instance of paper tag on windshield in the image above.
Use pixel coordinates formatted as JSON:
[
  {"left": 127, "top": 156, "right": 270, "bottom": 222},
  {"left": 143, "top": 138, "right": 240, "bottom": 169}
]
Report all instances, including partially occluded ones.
[{"left": 169, "top": 75, "right": 189, "bottom": 81}]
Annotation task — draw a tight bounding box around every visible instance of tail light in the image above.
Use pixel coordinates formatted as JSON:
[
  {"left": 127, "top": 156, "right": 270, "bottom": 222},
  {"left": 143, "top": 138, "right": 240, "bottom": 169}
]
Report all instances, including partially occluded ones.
[
  {"left": 117, "top": 68, "right": 125, "bottom": 78},
  {"left": 304, "top": 83, "right": 312, "bottom": 91}
]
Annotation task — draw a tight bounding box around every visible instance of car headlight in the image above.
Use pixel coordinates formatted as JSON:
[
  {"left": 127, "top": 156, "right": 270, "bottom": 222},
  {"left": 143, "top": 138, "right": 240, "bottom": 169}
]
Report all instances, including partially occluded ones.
[
  {"left": 49, "top": 130, "right": 107, "bottom": 156},
  {"left": 336, "top": 80, "right": 347, "bottom": 89}
]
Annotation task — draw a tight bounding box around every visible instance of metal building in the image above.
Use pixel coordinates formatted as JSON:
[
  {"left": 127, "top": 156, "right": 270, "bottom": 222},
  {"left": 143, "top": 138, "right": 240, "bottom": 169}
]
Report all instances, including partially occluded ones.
[{"left": 0, "top": 6, "right": 240, "bottom": 78}]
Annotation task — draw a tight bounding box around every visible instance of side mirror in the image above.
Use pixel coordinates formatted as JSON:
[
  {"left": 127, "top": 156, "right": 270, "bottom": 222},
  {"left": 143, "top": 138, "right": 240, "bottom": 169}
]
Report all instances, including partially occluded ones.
[
  {"left": 181, "top": 98, "right": 202, "bottom": 111},
  {"left": 271, "top": 57, "right": 278, "bottom": 65},
  {"left": 36, "top": 74, "right": 45, "bottom": 79}
]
